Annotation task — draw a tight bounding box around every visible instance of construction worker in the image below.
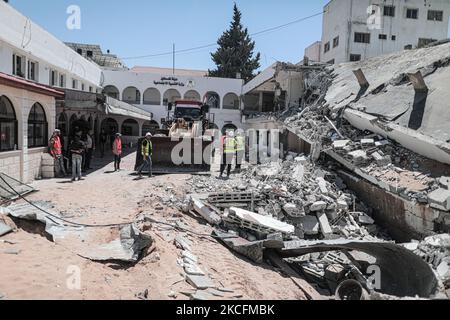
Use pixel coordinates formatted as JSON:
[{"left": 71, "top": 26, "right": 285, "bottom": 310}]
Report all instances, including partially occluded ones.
[
  {"left": 137, "top": 133, "right": 153, "bottom": 179},
  {"left": 219, "top": 130, "right": 236, "bottom": 179},
  {"left": 235, "top": 129, "right": 245, "bottom": 173},
  {"left": 49, "top": 129, "right": 66, "bottom": 177},
  {"left": 112, "top": 133, "right": 122, "bottom": 172}
]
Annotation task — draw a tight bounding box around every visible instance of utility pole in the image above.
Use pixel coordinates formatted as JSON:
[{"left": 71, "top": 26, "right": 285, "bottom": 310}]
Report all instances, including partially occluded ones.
[{"left": 172, "top": 43, "right": 175, "bottom": 75}]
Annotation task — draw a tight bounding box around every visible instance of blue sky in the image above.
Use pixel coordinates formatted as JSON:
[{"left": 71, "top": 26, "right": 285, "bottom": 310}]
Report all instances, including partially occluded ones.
[{"left": 9, "top": 0, "right": 329, "bottom": 71}]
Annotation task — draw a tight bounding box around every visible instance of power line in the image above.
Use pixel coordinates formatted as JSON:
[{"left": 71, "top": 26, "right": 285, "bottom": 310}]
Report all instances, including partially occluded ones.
[{"left": 120, "top": 11, "right": 324, "bottom": 60}]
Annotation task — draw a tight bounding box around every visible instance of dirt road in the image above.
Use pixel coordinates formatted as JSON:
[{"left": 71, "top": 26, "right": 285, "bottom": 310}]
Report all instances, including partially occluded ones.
[{"left": 0, "top": 151, "right": 306, "bottom": 300}]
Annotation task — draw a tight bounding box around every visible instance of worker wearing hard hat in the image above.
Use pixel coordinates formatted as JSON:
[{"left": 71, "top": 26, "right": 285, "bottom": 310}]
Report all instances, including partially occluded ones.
[
  {"left": 219, "top": 130, "right": 236, "bottom": 179},
  {"left": 138, "top": 132, "right": 153, "bottom": 178},
  {"left": 235, "top": 129, "right": 245, "bottom": 173}
]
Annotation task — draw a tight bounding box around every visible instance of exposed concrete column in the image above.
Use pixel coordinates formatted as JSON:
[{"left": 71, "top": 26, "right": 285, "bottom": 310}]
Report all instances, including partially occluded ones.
[{"left": 258, "top": 91, "right": 263, "bottom": 112}]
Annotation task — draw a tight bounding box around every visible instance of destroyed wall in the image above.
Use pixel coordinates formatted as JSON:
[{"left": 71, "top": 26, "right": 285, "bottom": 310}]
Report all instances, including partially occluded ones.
[{"left": 325, "top": 42, "right": 450, "bottom": 164}]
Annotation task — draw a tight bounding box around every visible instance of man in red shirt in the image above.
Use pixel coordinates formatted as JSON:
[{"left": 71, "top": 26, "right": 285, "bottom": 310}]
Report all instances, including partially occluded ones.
[
  {"left": 112, "top": 133, "right": 122, "bottom": 172},
  {"left": 49, "top": 129, "right": 67, "bottom": 177}
]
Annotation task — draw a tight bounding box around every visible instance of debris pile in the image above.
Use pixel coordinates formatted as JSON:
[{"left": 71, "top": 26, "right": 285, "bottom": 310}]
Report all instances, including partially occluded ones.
[{"left": 188, "top": 156, "right": 386, "bottom": 242}]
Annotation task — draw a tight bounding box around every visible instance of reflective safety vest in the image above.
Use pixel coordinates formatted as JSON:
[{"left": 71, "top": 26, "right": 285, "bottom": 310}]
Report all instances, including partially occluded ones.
[
  {"left": 235, "top": 136, "right": 245, "bottom": 152},
  {"left": 51, "top": 136, "right": 62, "bottom": 156},
  {"left": 224, "top": 137, "right": 236, "bottom": 154},
  {"left": 142, "top": 139, "right": 153, "bottom": 157}
]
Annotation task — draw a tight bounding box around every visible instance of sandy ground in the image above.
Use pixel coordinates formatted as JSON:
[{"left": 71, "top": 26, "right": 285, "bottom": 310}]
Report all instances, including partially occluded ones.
[{"left": 0, "top": 149, "right": 306, "bottom": 300}]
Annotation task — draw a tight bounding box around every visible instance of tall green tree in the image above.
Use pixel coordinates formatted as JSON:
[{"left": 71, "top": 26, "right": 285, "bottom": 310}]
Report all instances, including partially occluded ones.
[{"left": 209, "top": 3, "right": 261, "bottom": 82}]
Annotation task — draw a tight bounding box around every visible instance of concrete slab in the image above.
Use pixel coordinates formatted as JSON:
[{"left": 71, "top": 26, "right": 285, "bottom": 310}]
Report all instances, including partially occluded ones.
[
  {"left": 310, "top": 201, "right": 327, "bottom": 212},
  {"left": 317, "top": 212, "right": 333, "bottom": 237},
  {"left": 428, "top": 188, "right": 450, "bottom": 212},
  {"left": 186, "top": 274, "right": 215, "bottom": 290},
  {"left": 300, "top": 216, "right": 320, "bottom": 235}
]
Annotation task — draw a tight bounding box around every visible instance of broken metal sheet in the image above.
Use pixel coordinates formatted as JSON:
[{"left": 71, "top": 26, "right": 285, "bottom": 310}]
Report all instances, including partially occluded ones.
[
  {"left": 0, "top": 173, "right": 36, "bottom": 201},
  {"left": 3, "top": 202, "right": 152, "bottom": 262},
  {"left": 277, "top": 239, "right": 438, "bottom": 298}
]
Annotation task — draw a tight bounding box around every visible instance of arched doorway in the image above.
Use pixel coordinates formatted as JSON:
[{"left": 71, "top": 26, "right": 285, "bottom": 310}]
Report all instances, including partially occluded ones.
[
  {"left": 204, "top": 92, "right": 220, "bottom": 109},
  {"left": 0, "top": 95, "right": 18, "bottom": 152},
  {"left": 121, "top": 119, "right": 139, "bottom": 136},
  {"left": 122, "top": 87, "right": 141, "bottom": 104},
  {"left": 142, "top": 120, "right": 160, "bottom": 136},
  {"left": 103, "top": 85, "right": 120, "bottom": 99},
  {"left": 28, "top": 102, "right": 48, "bottom": 148},
  {"left": 184, "top": 90, "right": 201, "bottom": 101},
  {"left": 143, "top": 88, "right": 161, "bottom": 105},
  {"left": 223, "top": 93, "right": 240, "bottom": 110},
  {"left": 101, "top": 118, "right": 119, "bottom": 136},
  {"left": 163, "top": 89, "right": 181, "bottom": 106}
]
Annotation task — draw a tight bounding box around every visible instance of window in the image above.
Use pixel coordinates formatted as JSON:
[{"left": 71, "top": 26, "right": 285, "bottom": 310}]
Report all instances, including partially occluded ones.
[
  {"left": 27, "top": 103, "right": 48, "bottom": 148},
  {"left": 72, "top": 79, "right": 78, "bottom": 89},
  {"left": 324, "top": 42, "right": 331, "bottom": 53},
  {"left": 87, "top": 50, "right": 93, "bottom": 58},
  {"left": 355, "top": 32, "right": 371, "bottom": 44},
  {"left": 89, "top": 86, "right": 93, "bottom": 93},
  {"left": 392, "top": 35, "right": 397, "bottom": 41},
  {"left": 350, "top": 54, "right": 361, "bottom": 62},
  {"left": 77, "top": 48, "right": 83, "bottom": 55},
  {"left": 384, "top": 6, "right": 395, "bottom": 17},
  {"left": 81, "top": 83, "right": 85, "bottom": 91},
  {"left": 59, "top": 74, "right": 66, "bottom": 87},
  {"left": 12, "top": 54, "right": 25, "bottom": 78},
  {"left": 0, "top": 96, "right": 18, "bottom": 152},
  {"left": 333, "top": 36, "right": 339, "bottom": 48},
  {"left": 428, "top": 10, "right": 443, "bottom": 21},
  {"left": 327, "top": 59, "right": 335, "bottom": 64},
  {"left": 27, "top": 60, "right": 38, "bottom": 81},
  {"left": 406, "top": 8, "right": 419, "bottom": 19},
  {"left": 404, "top": 44, "right": 413, "bottom": 50},
  {"left": 50, "top": 70, "right": 58, "bottom": 86},
  {"left": 379, "top": 34, "right": 388, "bottom": 40}
]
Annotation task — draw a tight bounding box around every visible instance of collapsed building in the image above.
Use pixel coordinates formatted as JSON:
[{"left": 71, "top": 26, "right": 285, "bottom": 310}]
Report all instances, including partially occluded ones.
[{"left": 181, "top": 41, "right": 450, "bottom": 300}]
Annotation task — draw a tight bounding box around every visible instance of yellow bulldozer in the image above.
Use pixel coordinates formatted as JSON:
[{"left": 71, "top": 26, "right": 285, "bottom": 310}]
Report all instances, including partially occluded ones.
[{"left": 134, "top": 100, "right": 215, "bottom": 173}]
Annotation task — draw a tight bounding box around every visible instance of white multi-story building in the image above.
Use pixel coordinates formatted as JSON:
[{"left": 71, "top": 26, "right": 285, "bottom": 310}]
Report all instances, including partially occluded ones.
[
  {"left": 320, "top": 0, "right": 450, "bottom": 64},
  {"left": 102, "top": 66, "right": 244, "bottom": 132}
]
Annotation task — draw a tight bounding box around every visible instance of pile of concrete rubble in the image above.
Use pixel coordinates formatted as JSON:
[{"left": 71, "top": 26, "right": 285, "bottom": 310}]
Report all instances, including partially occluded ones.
[{"left": 188, "top": 154, "right": 386, "bottom": 242}]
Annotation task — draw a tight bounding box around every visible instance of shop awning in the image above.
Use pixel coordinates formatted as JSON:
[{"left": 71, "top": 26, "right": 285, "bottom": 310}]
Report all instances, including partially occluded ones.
[{"left": 104, "top": 96, "right": 152, "bottom": 121}]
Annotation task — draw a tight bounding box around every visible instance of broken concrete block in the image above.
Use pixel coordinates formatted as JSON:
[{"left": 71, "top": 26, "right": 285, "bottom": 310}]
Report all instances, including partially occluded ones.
[
  {"left": 310, "top": 201, "right": 327, "bottom": 212},
  {"left": 317, "top": 212, "right": 333, "bottom": 237},
  {"left": 358, "top": 214, "right": 375, "bottom": 225},
  {"left": 184, "top": 262, "right": 206, "bottom": 276},
  {"left": 427, "top": 188, "right": 450, "bottom": 212},
  {"left": 300, "top": 216, "right": 320, "bottom": 236},
  {"left": 174, "top": 235, "right": 192, "bottom": 251},
  {"left": 436, "top": 261, "right": 450, "bottom": 279},
  {"left": 191, "top": 197, "right": 222, "bottom": 225},
  {"left": 182, "top": 250, "right": 198, "bottom": 263},
  {"left": 332, "top": 140, "right": 350, "bottom": 149},
  {"left": 361, "top": 139, "right": 375, "bottom": 146},
  {"left": 282, "top": 203, "right": 304, "bottom": 217},
  {"left": 337, "top": 200, "right": 349, "bottom": 211},
  {"left": 375, "top": 140, "right": 390, "bottom": 147},
  {"left": 228, "top": 207, "right": 295, "bottom": 235},
  {"left": 186, "top": 274, "right": 215, "bottom": 290},
  {"left": 316, "top": 177, "right": 329, "bottom": 195},
  {"left": 439, "top": 177, "right": 450, "bottom": 190},
  {"left": 294, "top": 156, "right": 308, "bottom": 164},
  {"left": 348, "top": 150, "right": 369, "bottom": 163},
  {"left": 372, "top": 152, "right": 392, "bottom": 166}
]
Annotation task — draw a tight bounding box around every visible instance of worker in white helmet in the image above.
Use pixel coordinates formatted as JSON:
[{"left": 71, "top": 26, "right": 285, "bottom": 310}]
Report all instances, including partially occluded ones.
[{"left": 137, "top": 132, "right": 153, "bottom": 178}]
